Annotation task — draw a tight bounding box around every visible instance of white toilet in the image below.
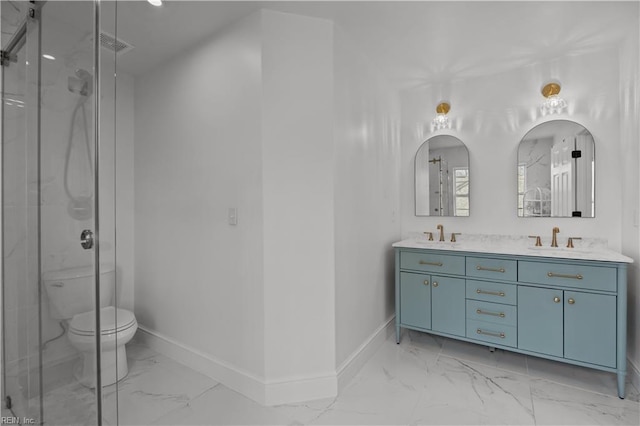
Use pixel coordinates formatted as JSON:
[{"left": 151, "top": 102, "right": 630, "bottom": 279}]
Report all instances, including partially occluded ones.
[{"left": 42, "top": 265, "right": 138, "bottom": 388}]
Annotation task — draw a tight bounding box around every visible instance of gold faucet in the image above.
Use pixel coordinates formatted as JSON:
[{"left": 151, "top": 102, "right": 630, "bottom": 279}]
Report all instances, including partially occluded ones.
[
  {"left": 424, "top": 231, "right": 434, "bottom": 241},
  {"left": 551, "top": 227, "right": 560, "bottom": 247},
  {"left": 451, "top": 233, "right": 461, "bottom": 243},
  {"left": 567, "top": 237, "right": 582, "bottom": 248},
  {"left": 437, "top": 224, "right": 445, "bottom": 241}
]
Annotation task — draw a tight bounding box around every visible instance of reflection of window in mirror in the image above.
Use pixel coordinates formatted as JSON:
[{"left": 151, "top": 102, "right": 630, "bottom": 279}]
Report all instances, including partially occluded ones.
[
  {"left": 517, "top": 164, "right": 526, "bottom": 216},
  {"left": 454, "top": 167, "right": 469, "bottom": 216}
]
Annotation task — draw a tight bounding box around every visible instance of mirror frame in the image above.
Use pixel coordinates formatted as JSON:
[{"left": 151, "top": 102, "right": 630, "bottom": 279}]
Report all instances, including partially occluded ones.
[
  {"left": 517, "top": 119, "right": 596, "bottom": 218},
  {"left": 415, "top": 134, "right": 470, "bottom": 217}
]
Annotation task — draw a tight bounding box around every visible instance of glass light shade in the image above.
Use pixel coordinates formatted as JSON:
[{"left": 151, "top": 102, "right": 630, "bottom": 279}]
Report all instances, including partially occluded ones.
[
  {"left": 541, "top": 94, "right": 567, "bottom": 115},
  {"left": 431, "top": 113, "right": 451, "bottom": 131}
]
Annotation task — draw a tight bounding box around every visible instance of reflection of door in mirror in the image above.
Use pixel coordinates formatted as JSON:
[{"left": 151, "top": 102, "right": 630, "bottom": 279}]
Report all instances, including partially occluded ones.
[
  {"left": 550, "top": 132, "right": 594, "bottom": 217},
  {"left": 551, "top": 136, "right": 572, "bottom": 216},
  {"left": 517, "top": 120, "right": 595, "bottom": 218}
]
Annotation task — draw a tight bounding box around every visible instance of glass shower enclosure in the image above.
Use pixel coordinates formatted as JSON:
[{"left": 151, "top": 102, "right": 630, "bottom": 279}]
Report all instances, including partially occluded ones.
[{"left": 1, "top": 1, "right": 118, "bottom": 424}]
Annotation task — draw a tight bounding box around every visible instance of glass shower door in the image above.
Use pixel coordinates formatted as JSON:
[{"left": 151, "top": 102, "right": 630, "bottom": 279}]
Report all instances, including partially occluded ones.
[
  {"left": 1, "top": 1, "right": 107, "bottom": 424},
  {"left": 1, "top": 1, "right": 42, "bottom": 422}
]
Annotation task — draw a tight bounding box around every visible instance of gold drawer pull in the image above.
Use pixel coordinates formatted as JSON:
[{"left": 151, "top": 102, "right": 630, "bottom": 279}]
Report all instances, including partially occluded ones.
[
  {"left": 476, "top": 329, "right": 505, "bottom": 339},
  {"left": 432, "top": 281, "right": 439, "bottom": 287},
  {"left": 476, "top": 309, "right": 505, "bottom": 318},
  {"left": 476, "top": 265, "right": 505, "bottom": 273},
  {"left": 547, "top": 272, "right": 583, "bottom": 280},
  {"left": 419, "top": 260, "right": 443, "bottom": 267},
  {"left": 553, "top": 296, "right": 561, "bottom": 303},
  {"left": 568, "top": 298, "right": 575, "bottom": 305},
  {"left": 423, "top": 280, "right": 429, "bottom": 286},
  {"left": 476, "top": 289, "right": 506, "bottom": 297}
]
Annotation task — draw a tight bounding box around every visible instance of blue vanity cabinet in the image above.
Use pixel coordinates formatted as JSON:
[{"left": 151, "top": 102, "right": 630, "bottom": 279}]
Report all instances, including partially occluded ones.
[
  {"left": 399, "top": 272, "right": 432, "bottom": 330},
  {"left": 517, "top": 286, "right": 564, "bottom": 357},
  {"left": 396, "top": 250, "right": 467, "bottom": 338},
  {"left": 431, "top": 276, "right": 466, "bottom": 336},
  {"left": 395, "top": 245, "right": 629, "bottom": 398},
  {"left": 398, "top": 272, "right": 466, "bottom": 336},
  {"left": 564, "top": 291, "right": 616, "bottom": 367}
]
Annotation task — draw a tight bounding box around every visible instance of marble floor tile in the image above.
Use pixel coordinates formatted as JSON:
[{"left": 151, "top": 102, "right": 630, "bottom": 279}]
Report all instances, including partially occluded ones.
[
  {"left": 439, "top": 338, "right": 529, "bottom": 375},
  {"left": 102, "top": 347, "right": 219, "bottom": 426},
  {"left": 530, "top": 378, "right": 640, "bottom": 425},
  {"left": 16, "top": 331, "right": 640, "bottom": 425},
  {"left": 152, "top": 385, "right": 295, "bottom": 425},
  {"left": 409, "top": 356, "right": 535, "bottom": 425},
  {"left": 526, "top": 355, "right": 640, "bottom": 402},
  {"left": 307, "top": 366, "right": 423, "bottom": 425}
]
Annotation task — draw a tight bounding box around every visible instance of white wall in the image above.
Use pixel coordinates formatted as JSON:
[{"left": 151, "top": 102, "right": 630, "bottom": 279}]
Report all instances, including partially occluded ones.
[
  {"left": 619, "top": 2, "right": 640, "bottom": 380},
  {"left": 132, "top": 7, "right": 403, "bottom": 405},
  {"left": 134, "top": 11, "right": 265, "bottom": 380},
  {"left": 332, "top": 25, "right": 401, "bottom": 369},
  {"left": 261, "top": 10, "right": 337, "bottom": 402},
  {"left": 400, "top": 19, "right": 640, "bottom": 379},
  {"left": 401, "top": 48, "right": 623, "bottom": 248}
]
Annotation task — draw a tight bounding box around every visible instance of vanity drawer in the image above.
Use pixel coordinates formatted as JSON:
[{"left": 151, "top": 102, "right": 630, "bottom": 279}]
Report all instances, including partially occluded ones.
[
  {"left": 467, "top": 319, "right": 517, "bottom": 348},
  {"left": 518, "top": 261, "right": 616, "bottom": 292},
  {"left": 400, "top": 252, "right": 465, "bottom": 275},
  {"left": 466, "top": 280, "right": 517, "bottom": 305},
  {"left": 466, "top": 257, "right": 517, "bottom": 281},
  {"left": 466, "top": 300, "right": 517, "bottom": 327}
]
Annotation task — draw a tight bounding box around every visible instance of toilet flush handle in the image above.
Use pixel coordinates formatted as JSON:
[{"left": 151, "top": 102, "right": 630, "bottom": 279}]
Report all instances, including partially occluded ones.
[{"left": 80, "top": 230, "right": 94, "bottom": 250}]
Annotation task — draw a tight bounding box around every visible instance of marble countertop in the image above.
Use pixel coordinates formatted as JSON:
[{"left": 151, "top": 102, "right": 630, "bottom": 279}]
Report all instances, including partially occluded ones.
[{"left": 393, "top": 233, "right": 633, "bottom": 263}]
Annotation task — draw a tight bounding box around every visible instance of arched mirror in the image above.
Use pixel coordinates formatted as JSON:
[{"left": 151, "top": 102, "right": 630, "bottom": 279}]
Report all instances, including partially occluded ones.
[
  {"left": 517, "top": 120, "right": 595, "bottom": 218},
  {"left": 415, "top": 135, "right": 470, "bottom": 216}
]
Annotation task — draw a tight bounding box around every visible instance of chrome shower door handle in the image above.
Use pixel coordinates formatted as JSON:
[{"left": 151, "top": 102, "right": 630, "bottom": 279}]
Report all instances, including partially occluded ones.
[{"left": 80, "top": 229, "right": 94, "bottom": 249}]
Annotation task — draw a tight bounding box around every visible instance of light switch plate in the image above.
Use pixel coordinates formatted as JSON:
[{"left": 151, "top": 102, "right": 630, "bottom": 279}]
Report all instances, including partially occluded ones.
[{"left": 228, "top": 208, "right": 237, "bottom": 225}]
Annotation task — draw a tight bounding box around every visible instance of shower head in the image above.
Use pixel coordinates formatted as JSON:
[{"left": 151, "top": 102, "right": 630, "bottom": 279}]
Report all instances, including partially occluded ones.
[{"left": 67, "top": 68, "right": 93, "bottom": 97}]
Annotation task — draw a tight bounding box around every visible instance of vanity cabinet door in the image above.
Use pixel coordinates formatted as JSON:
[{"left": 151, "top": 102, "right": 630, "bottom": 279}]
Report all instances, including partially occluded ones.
[
  {"left": 431, "top": 276, "right": 465, "bottom": 337},
  {"left": 564, "top": 291, "right": 616, "bottom": 368},
  {"left": 399, "top": 272, "right": 431, "bottom": 330},
  {"left": 517, "top": 286, "right": 563, "bottom": 357}
]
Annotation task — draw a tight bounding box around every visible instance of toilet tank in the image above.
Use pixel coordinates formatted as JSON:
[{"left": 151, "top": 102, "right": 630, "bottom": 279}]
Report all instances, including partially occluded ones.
[{"left": 42, "top": 265, "right": 115, "bottom": 319}]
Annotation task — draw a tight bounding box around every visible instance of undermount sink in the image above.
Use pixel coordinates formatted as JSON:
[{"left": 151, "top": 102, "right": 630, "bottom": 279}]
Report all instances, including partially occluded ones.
[
  {"left": 527, "top": 245, "right": 591, "bottom": 254},
  {"left": 413, "top": 239, "right": 458, "bottom": 246}
]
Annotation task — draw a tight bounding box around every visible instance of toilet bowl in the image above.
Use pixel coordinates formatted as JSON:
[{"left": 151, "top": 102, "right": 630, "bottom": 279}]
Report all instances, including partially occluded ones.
[
  {"left": 68, "top": 306, "right": 138, "bottom": 387},
  {"left": 42, "top": 265, "right": 138, "bottom": 388}
]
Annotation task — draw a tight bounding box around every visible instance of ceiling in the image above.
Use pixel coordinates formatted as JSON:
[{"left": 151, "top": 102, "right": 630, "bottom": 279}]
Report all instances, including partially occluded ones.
[{"left": 21, "top": 0, "right": 640, "bottom": 91}]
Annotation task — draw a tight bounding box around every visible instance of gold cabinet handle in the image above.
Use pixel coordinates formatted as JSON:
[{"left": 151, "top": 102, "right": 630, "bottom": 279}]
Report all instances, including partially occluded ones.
[
  {"left": 476, "top": 309, "right": 505, "bottom": 318},
  {"left": 476, "top": 329, "right": 505, "bottom": 339},
  {"left": 432, "top": 281, "right": 439, "bottom": 287},
  {"left": 476, "top": 289, "right": 506, "bottom": 297},
  {"left": 568, "top": 298, "right": 575, "bottom": 305},
  {"left": 419, "top": 260, "right": 443, "bottom": 267},
  {"left": 476, "top": 265, "right": 505, "bottom": 273},
  {"left": 423, "top": 280, "right": 429, "bottom": 286},
  {"left": 547, "top": 272, "right": 583, "bottom": 280},
  {"left": 553, "top": 296, "right": 561, "bottom": 303}
]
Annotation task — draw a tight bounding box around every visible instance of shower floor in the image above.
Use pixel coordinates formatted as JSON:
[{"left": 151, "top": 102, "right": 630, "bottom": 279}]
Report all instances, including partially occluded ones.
[{"left": 28, "top": 331, "right": 640, "bottom": 425}]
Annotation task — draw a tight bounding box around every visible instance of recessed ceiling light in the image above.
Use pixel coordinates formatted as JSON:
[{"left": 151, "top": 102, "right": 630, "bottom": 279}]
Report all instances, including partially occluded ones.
[
  {"left": 42, "top": 54, "right": 55, "bottom": 60},
  {"left": 148, "top": 0, "right": 162, "bottom": 6}
]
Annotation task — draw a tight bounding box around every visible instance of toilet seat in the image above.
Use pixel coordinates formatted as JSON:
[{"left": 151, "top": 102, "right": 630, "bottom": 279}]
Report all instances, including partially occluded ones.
[{"left": 69, "top": 306, "right": 136, "bottom": 336}]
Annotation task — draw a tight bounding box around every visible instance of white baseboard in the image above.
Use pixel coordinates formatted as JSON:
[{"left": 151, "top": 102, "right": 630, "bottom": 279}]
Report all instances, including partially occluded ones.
[
  {"left": 336, "top": 315, "right": 395, "bottom": 392},
  {"left": 135, "top": 325, "right": 339, "bottom": 406},
  {"left": 135, "top": 326, "right": 266, "bottom": 403},
  {"left": 628, "top": 356, "right": 640, "bottom": 393}
]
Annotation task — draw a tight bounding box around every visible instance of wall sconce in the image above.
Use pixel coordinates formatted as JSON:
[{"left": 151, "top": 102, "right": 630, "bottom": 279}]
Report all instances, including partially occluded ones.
[
  {"left": 431, "top": 102, "right": 451, "bottom": 131},
  {"left": 540, "top": 82, "right": 567, "bottom": 115}
]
